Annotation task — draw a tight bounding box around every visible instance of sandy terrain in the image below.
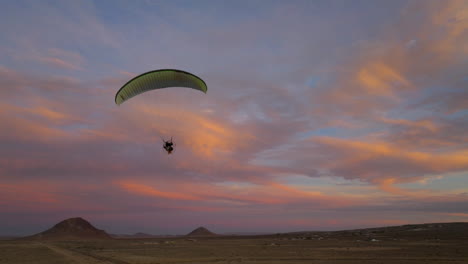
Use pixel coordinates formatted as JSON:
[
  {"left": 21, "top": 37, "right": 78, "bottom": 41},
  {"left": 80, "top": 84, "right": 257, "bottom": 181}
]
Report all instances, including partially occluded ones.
[
  {"left": 2, "top": 222, "right": 467, "bottom": 263},
  {"left": 1, "top": 236, "right": 467, "bottom": 264}
]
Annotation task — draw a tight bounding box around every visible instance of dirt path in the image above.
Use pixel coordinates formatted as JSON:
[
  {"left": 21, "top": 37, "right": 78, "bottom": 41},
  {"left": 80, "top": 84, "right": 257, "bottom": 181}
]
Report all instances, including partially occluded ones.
[{"left": 41, "top": 243, "right": 116, "bottom": 264}]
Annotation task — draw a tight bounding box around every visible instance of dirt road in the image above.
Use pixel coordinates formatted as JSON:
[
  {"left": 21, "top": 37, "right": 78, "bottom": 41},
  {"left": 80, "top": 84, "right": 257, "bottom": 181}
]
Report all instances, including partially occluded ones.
[{"left": 41, "top": 243, "right": 119, "bottom": 264}]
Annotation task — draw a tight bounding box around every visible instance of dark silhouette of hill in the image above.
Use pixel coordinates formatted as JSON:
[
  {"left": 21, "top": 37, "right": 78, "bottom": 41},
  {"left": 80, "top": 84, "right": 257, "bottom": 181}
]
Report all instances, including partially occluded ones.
[
  {"left": 0, "top": 236, "right": 19, "bottom": 240},
  {"left": 186, "top": 227, "right": 217, "bottom": 237},
  {"left": 26, "top": 217, "right": 111, "bottom": 240},
  {"left": 277, "top": 222, "right": 468, "bottom": 241}
]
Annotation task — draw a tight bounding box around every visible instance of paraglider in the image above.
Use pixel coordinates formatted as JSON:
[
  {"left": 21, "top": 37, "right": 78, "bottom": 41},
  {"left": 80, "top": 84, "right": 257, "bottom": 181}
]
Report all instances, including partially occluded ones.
[
  {"left": 115, "top": 69, "right": 207, "bottom": 154},
  {"left": 162, "top": 137, "right": 175, "bottom": 154}
]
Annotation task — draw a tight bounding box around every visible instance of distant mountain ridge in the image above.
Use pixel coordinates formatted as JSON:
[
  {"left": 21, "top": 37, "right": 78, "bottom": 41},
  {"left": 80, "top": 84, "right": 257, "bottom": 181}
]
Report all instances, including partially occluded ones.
[
  {"left": 27, "top": 217, "right": 111, "bottom": 240},
  {"left": 278, "top": 222, "right": 468, "bottom": 241}
]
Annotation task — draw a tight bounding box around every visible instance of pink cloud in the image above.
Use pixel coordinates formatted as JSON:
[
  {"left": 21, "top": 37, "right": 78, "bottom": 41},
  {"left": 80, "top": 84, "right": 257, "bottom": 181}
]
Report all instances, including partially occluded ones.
[
  {"left": 305, "top": 0, "right": 466, "bottom": 122},
  {"left": 0, "top": 111, "right": 72, "bottom": 142},
  {"left": 36, "top": 56, "right": 82, "bottom": 71},
  {"left": 380, "top": 116, "right": 467, "bottom": 150},
  {"left": 113, "top": 178, "right": 368, "bottom": 211},
  {"left": 378, "top": 117, "right": 439, "bottom": 132},
  {"left": 311, "top": 136, "right": 468, "bottom": 181},
  {"left": 29, "top": 48, "right": 86, "bottom": 70},
  {"left": 116, "top": 180, "right": 203, "bottom": 201},
  {"left": 440, "top": 213, "right": 468, "bottom": 218},
  {"left": 0, "top": 180, "right": 110, "bottom": 213}
]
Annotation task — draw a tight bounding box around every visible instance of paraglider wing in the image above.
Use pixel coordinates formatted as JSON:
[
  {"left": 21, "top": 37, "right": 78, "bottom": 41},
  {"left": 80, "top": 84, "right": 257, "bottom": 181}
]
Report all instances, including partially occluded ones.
[{"left": 115, "top": 69, "right": 207, "bottom": 105}]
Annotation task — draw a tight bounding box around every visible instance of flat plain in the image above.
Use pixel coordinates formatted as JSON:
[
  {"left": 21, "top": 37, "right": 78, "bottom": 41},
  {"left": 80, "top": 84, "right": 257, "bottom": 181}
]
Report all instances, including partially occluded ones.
[{"left": 1, "top": 225, "right": 468, "bottom": 264}]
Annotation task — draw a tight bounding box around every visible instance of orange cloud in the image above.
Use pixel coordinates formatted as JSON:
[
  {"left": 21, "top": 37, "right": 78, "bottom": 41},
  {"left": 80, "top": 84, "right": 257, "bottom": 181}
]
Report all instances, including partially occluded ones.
[
  {"left": 441, "top": 213, "right": 468, "bottom": 218},
  {"left": 33, "top": 106, "right": 68, "bottom": 121},
  {"left": 269, "top": 182, "right": 322, "bottom": 197},
  {"left": 429, "top": 0, "right": 467, "bottom": 55},
  {"left": 81, "top": 128, "right": 131, "bottom": 142},
  {"left": 315, "top": 136, "right": 468, "bottom": 170},
  {"left": 310, "top": 136, "right": 468, "bottom": 189},
  {"left": 168, "top": 205, "right": 226, "bottom": 212},
  {"left": 357, "top": 62, "right": 411, "bottom": 97},
  {"left": 0, "top": 179, "right": 113, "bottom": 214},
  {"left": 268, "top": 182, "right": 366, "bottom": 208},
  {"left": 125, "top": 103, "right": 254, "bottom": 159},
  {"left": 0, "top": 113, "right": 72, "bottom": 142},
  {"left": 116, "top": 179, "right": 287, "bottom": 205},
  {"left": 378, "top": 178, "right": 432, "bottom": 197},
  {"left": 114, "top": 178, "right": 367, "bottom": 209},
  {"left": 0, "top": 182, "right": 60, "bottom": 204},
  {"left": 308, "top": 0, "right": 466, "bottom": 121},
  {"left": 379, "top": 117, "right": 439, "bottom": 132},
  {"left": 116, "top": 180, "right": 202, "bottom": 201},
  {"left": 378, "top": 116, "right": 467, "bottom": 150},
  {"left": 0, "top": 102, "right": 85, "bottom": 125}
]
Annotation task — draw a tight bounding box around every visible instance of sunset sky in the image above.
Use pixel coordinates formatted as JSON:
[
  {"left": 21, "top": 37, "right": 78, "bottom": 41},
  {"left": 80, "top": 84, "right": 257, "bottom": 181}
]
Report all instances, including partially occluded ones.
[{"left": 1, "top": 0, "right": 467, "bottom": 236}]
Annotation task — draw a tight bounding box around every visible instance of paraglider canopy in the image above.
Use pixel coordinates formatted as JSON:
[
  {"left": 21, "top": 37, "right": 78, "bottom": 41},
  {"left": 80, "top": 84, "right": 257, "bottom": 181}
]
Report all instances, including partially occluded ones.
[{"left": 115, "top": 69, "right": 207, "bottom": 105}]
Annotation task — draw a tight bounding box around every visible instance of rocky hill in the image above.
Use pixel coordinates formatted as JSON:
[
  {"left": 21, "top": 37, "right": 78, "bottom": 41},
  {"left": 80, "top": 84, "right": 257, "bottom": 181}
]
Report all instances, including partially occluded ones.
[
  {"left": 186, "top": 227, "right": 217, "bottom": 237},
  {"left": 27, "top": 217, "right": 111, "bottom": 240}
]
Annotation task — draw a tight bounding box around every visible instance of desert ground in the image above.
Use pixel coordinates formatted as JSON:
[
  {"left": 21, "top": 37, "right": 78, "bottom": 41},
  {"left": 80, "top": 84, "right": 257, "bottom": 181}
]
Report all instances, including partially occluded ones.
[{"left": 1, "top": 230, "right": 467, "bottom": 264}]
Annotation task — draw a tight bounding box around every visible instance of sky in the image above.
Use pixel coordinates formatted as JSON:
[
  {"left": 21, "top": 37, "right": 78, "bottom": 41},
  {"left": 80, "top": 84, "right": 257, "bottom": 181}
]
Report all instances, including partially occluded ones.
[{"left": 0, "top": 0, "right": 467, "bottom": 236}]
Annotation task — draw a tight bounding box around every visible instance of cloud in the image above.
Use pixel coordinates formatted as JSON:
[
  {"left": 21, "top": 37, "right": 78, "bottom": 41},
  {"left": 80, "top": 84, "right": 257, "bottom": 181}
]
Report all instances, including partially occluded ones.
[
  {"left": 381, "top": 116, "right": 468, "bottom": 151},
  {"left": 357, "top": 62, "right": 412, "bottom": 97},
  {"left": 253, "top": 134, "right": 468, "bottom": 196},
  {"left": 304, "top": 0, "right": 466, "bottom": 121},
  {"left": 379, "top": 117, "right": 438, "bottom": 132},
  {"left": 310, "top": 136, "right": 468, "bottom": 181},
  {"left": 36, "top": 56, "right": 82, "bottom": 71},
  {"left": 0, "top": 110, "right": 72, "bottom": 143},
  {"left": 378, "top": 178, "right": 429, "bottom": 197},
  {"left": 21, "top": 48, "right": 86, "bottom": 71},
  {"left": 0, "top": 179, "right": 113, "bottom": 214},
  {"left": 0, "top": 1, "right": 119, "bottom": 50},
  {"left": 116, "top": 180, "right": 203, "bottom": 201},
  {"left": 410, "top": 89, "right": 468, "bottom": 115}
]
